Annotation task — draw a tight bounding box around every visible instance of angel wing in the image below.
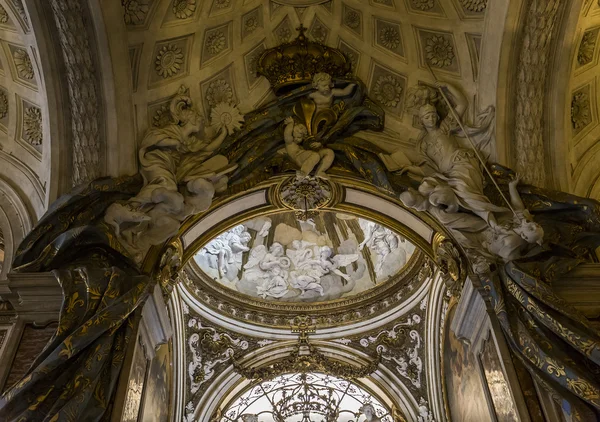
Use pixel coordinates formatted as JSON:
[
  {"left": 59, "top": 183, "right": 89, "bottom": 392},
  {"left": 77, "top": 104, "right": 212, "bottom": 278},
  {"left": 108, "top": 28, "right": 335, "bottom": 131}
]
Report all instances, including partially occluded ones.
[
  {"left": 243, "top": 245, "right": 266, "bottom": 269},
  {"left": 332, "top": 253, "right": 359, "bottom": 268}
]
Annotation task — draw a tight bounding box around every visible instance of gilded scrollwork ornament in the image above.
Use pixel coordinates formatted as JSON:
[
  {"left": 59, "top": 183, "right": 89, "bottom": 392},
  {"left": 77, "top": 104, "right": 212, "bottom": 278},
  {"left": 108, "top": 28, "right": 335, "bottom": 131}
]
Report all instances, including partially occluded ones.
[
  {"left": 433, "top": 235, "right": 466, "bottom": 297},
  {"left": 156, "top": 239, "right": 183, "bottom": 299}
]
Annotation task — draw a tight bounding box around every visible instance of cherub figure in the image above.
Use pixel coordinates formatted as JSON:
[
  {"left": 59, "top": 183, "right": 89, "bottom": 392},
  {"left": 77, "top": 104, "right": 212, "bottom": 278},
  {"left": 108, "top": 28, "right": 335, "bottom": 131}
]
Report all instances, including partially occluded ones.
[
  {"left": 308, "top": 72, "right": 356, "bottom": 112},
  {"left": 283, "top": 116, "right": 334, "bottom": 179}
]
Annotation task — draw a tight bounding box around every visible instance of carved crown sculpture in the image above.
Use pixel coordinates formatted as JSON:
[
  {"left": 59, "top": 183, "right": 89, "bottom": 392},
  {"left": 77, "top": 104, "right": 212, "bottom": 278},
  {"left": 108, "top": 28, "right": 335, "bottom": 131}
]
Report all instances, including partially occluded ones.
[{"left": 257, "top": 24, "right": 352, "bottom": 93}]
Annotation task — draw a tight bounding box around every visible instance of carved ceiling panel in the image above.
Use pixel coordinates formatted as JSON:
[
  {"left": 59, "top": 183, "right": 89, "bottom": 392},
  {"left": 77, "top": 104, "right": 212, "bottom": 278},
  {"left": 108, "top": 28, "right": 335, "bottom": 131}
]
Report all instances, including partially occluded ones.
[
  {"left": 122, "top": 0, "right": 486, "bottom": 146},
  {"left": 560, "top": 2, "right": 600, "bottom": 199},
  {"left": 0, "top": 0, "right": 48, "bottom": 214}
]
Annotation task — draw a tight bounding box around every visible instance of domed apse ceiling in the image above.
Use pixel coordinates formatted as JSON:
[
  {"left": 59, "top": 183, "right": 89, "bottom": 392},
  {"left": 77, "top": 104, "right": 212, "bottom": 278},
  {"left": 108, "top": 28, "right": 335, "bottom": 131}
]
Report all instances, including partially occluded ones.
[
  {"left": 192, "top": 211, "right": 416, "bottom": 303},
  {"left": 564, "top": 2, "right": 600, "bottom": 199},
  {"left": 122, "top": 0, "right": 487, "bottom": 151}
]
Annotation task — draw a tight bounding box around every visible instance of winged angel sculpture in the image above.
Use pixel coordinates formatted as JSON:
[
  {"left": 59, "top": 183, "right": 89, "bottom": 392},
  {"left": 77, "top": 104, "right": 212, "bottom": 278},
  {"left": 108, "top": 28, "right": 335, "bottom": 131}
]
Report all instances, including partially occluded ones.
[
  {"left": 241, "top": 240, "right": 360, "bottom": 302},
  {"left": 105, "top": 86, "right": 241, "bottom": 257}
]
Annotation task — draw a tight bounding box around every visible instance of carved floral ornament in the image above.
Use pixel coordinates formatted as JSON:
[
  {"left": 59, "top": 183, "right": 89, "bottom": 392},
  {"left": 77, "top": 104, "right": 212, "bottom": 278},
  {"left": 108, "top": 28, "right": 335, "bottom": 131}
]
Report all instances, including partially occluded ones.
[
  {"left": 155, "top": 44, "right": 184, "bottom": 78},
  {"left": 122, "top": 0, "right": 150, "bottom": 25},
  {"left": 173, "top": 0, "right": 196, "bottom": 19},
  {"left": 412, "top": 0, "right": 434, "bottom": 11},
  {"left": 425, "top": 35, "right": 455, "bottom": 68},
  {"left": 460, "top": 0, "right": 487, "bottom": 12},
  {"left": 24, "top": 106, "right": 42, "bottom": 146},
  {"left": 13, "top": 48, "right": 34, "bottom": 80}
]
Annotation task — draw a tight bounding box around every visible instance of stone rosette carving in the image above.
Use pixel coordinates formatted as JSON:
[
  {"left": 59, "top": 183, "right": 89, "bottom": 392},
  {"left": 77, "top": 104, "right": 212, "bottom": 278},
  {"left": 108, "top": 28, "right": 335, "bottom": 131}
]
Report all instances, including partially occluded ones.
[
  {"left": 205, "top": 79, "right": 233, "bottom": 108},
  {"left": 460, "top": 0, "right": 487, "bottom": 12},
  {"left": 411, "top": 0, "right": 434, "bottom": 11},
  {"left": 276, "top": 24, "right": 292, "bottom": 43},
  {"left": 374, "top": 75, "right": 403, "bottom": 108},
  {"left": 173, "top": 0, "right": 196, "bottom": 19},
  {"left": 122, "top": 0, "right": 150, "bottom": 25},
  {"left": 425, "top": 35, "right": 454, "bottom": 68},
  {"left": 155, "top": 44, "right": 184, "bottom": 78},
  {"left": 344, "top": 10, "right": 361, "bottom": 30},
  {"left": 153, "top": 104, "right": 172, "bottom": 128},
  {"left": 13, "top": 48, "right": 33, "bottom": 80},
  {"left": 206, "top": 31, "right": 226, "bottom": 55},
  {"left": 310, "top": 20, "right": 328, "bottom": 43},
  {"left": 571, "top": 90, "right": 592, "bottom": 133},
  {"left": 578, "top": 30, "right": 597, "bottom": 66},
  {"left": 244, "top": 14, "right": 258, "bottom": 33},
  {"left": 23, "top": 106, "right": 42, "bottom": 146},
  {"left": 379, "top": 27, "right": 401, "bottom": 50},
  {"left": 280, "top": 176, "right": 332, "bottom": 219}
]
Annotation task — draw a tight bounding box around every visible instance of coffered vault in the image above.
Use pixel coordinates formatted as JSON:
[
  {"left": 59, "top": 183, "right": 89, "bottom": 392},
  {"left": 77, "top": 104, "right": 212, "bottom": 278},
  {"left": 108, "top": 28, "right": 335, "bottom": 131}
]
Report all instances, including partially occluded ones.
[{"left": 122, "top": 0, "right": 487, "bottom": 153}]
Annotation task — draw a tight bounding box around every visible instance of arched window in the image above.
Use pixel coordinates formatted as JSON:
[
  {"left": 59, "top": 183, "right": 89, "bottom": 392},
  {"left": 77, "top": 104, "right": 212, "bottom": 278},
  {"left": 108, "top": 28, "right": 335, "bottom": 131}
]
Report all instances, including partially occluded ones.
[{"left": 221, "top": 372, "right": 392, "bottom": 422}]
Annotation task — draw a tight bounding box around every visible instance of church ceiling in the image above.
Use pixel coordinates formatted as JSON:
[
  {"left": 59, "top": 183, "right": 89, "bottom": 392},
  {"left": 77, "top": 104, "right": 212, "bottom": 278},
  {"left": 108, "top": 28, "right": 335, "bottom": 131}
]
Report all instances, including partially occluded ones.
[
  {"left": 122, "top": 0, "right": 487, "bottom": 150},
  {"left": 0, "top": 0, "right": 46, "bottom": 213},
  {"left": 566, "top": 1, "right": 600, "bottom": 199}
]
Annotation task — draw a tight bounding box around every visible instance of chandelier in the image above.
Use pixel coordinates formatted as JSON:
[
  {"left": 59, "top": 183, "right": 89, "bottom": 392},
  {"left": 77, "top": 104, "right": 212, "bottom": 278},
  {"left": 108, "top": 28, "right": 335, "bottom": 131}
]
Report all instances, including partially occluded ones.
[
  {"left": 219, "top": 372, "right": 394, "bottom": 422},
  {"left": 227, "top": 319, "right": 384, "bottom": 421}
]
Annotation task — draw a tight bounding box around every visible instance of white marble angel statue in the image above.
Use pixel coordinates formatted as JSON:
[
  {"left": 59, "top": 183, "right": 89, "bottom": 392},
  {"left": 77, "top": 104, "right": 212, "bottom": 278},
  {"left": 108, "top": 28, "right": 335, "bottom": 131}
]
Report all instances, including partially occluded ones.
[
  {"left": 105, "top": 86, "right": 241, "bottom": 257},
  {"left": 401, "top": 174, "right": 544, "bottom": 264},
  {"left": 379, "top": 82, "right": 503, "bottom": 229},
  {"left": 288, "top": 244, "right": 359, "bottom": 298},
  {"left": 359, "top": 221, "right": 409, "bottom": 276},
  {"left": 242, "top": 243, "right": 292, "bottom": 299},
  {"left": 199, "top": 225, "right": 251, "bottom": 281}
]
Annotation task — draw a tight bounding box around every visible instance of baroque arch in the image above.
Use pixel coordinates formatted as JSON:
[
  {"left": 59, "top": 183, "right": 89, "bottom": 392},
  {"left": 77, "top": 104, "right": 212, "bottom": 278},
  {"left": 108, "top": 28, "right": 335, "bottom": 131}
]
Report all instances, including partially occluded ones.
[
  {"left": 166, "top": 178, "right": 448, "bottom": 421},
  {"left": 0, "top": 11, "right": 600, "bottom": 422}
]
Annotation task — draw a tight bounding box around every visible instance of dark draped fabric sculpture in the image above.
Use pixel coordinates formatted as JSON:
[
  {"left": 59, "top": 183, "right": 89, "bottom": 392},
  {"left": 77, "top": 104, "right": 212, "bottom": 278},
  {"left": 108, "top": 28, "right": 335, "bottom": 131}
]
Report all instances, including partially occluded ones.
[
  {"left": 0, "top": 176, "right": 154, "bottom": 422},
  {"left": 219, "top": 78, "right": 396, "bottom": 193},
  {"left": 474, "top": 166, "right": 600, "bottom": 421}
]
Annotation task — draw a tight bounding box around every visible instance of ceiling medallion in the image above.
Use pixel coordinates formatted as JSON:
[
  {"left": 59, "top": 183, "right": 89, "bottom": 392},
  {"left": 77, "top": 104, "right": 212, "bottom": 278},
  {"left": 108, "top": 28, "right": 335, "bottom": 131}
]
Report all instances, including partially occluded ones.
[
  {"left": 233, "top": 318, "right": 380, "bottom": 380},
  {"left": 279, "top": 175, "right": 332, "bottom": 220}
]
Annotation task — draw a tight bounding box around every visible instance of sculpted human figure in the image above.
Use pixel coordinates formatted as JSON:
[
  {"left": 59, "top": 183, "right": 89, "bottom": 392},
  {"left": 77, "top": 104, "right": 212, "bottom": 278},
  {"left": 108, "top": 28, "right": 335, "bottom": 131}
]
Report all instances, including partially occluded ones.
[
  {"left": 401, "top": 174, "right": 544, "bottom": 263},
  {"left": 283, "top": 116, "right": 334, "bottom": 179},
  {"left": 308, "top": 72, "right": 356, "bottom": 112},
  {"left": 105, "top": 86, "right": 238, "bottom": 256},
  {"left": 382, "top": 82, "right": 503, "bottom": 229}
]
